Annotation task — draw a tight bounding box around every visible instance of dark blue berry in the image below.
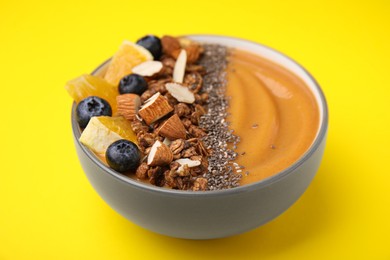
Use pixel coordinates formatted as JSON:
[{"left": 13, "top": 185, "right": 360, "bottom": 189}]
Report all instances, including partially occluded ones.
[
  {"left": 106, "top": 140, "right": 141, "bottom": 173},
  {"left": 136, "top": 35, "right": 162, "bottom": 60},
  {"left": 118, "top": 74, "right": 148, "bottom": 95},
  {"left": 76, "top": 96, "right": 112, "bottom": 128}
]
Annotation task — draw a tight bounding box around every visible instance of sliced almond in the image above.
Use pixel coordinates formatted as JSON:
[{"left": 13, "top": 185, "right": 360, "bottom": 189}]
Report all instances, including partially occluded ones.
[
  {"left": 175, "top": 158, "right": 201, "bottom": 173},
  {"left": 165, "top": 82, "right": 195, "bottom": 104},
  {"left": 147, "top": 140, "right": 173, "bottom": 166},
  {"left": 157, "top": 114, "right": 186, "bottom": 140},
  {"left": 132, "top": 61, "right": 163, "bottom": 77},
  {"left": 173, "top": 49, "right": 187, "bottom": 83},
  {"left": 138, "top": 92, "right": 173, "bottom": 125},
  {"left": 117, "top": 94, "right": 141, "bottom": 120}
]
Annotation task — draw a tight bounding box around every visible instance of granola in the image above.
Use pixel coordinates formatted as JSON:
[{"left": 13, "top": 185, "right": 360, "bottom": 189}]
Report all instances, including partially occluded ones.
[
  {"left": 72, "top": 35, "right": 242, "bottom": 191},
  {"left": 122, "top": 36, "right": 242, "bottom": 191}
]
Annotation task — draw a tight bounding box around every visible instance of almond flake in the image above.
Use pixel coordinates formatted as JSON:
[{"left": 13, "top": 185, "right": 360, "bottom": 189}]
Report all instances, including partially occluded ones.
[
  {"left": 165, "top": 82, "right": 195, "bottom": 104},
  {"left": 173, "top": 49, "right": 187, "bottom": 83},
  {"left": 132, "top": 61, "right": 163, "bottom": 77},
  {"left": 175, "top": 158, "right": 201, "bottom": 173}
]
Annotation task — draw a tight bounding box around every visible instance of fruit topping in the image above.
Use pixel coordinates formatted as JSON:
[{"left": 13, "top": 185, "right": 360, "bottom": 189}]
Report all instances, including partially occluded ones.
[
  {"left": 138, "top": 92, "right": 173, "bottom": 125},
  {"left": 76, "top": 96, "right": 112, "bottom": 128},
  {"left": 104, "top": 40, "right": 153, "bottom": 86},
  {"left": 136, "top": 35, "right": 162, "bottom": 60},
  {"left": 117, "top": 94, "right": 141, "bottom": 120},
  {"left": 131, "top": 61, "right": 163, "bottom": 77},
  {"left": 173, "top": 49, "right": 187, "bottom": 83},
  {"left": 65, "top": 74, "right": 118, "bottom": 114},
  {"left": 118, "top": 74, "right": 148, "bottom": 95},
  {"left": 106, "top": 139, "right": 141, "bottom": 172},
  {"left": 79, "top": 116, "right": 136, "bottom": 155}
]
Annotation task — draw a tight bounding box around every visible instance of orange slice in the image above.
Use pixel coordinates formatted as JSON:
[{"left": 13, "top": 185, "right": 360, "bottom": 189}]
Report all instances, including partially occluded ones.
[
  {"left": 104, "top": 40, "right": 153, "bottom": 86},
  {"left": 79, "top": 116, "right": 137, "bottom": 155},
  {"left": 65, "top": 74, "right": 118, "bottom": 114}
]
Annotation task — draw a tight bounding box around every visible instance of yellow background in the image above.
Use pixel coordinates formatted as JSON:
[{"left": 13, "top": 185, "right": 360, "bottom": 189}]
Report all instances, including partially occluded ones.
[{"left": 1, "top": 0, "right": 389, "bottom": 259}]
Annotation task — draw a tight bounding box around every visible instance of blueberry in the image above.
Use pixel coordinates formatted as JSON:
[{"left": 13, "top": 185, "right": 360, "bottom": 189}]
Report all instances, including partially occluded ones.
[
  {"left": 118, "top": 74, "right": 148, "bottom": 95},
  {"left": 76, "top": 96, "right": 112, "bottom": 128},
  {"left": 106, "top": 140, "right": 141, "bottom": 172},
  {"left": 136, "top": 35, "right": 162, "bottom": 60}
]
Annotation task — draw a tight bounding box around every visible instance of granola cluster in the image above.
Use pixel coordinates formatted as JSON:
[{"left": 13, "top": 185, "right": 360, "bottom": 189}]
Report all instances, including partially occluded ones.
[{"left": 122, "top": 36, "right": 210, "bottom": 191}]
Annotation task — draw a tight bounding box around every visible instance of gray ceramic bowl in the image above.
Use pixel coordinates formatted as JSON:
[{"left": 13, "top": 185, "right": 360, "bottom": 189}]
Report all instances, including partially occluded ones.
[{"left": 71, "top": 35, "right": 328, "bottom": 239}]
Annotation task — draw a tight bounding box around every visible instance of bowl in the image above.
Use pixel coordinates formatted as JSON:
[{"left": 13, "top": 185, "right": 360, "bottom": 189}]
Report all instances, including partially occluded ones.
[{"left": 71, "top": 35, "right": 328, "bottom": 239}]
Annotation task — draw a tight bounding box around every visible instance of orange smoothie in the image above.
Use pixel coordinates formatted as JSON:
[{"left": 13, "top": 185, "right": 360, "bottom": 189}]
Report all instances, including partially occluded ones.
[{"left": 227, "top": 49, "right": 319, "bottom": 185}]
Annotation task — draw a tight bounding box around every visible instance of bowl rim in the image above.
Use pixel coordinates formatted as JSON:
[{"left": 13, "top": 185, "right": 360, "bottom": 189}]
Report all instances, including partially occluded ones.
[{"left": 71, "top": 34, "right": 328, "bottom": 197}]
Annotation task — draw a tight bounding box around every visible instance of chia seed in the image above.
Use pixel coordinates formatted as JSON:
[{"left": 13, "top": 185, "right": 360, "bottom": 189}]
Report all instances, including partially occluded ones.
[{"left": 198, "top": 44, "right": 243, "bottom": 190}]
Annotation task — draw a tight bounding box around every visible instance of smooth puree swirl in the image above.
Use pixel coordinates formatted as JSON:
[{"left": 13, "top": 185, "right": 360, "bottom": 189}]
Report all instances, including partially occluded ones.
[{"left": 227, "top": 49, "right": 319, "bottom": 185}]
